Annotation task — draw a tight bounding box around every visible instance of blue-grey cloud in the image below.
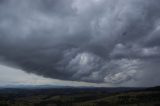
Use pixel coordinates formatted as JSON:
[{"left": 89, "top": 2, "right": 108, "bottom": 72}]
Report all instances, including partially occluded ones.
[{"left": 0, "top": 0, "right": 160, "bottom": 86}]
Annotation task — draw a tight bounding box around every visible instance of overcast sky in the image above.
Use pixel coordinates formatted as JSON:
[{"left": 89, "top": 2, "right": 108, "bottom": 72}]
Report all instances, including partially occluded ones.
[{"left": 0, "top": 0, "right": 160, "bottom": 87}]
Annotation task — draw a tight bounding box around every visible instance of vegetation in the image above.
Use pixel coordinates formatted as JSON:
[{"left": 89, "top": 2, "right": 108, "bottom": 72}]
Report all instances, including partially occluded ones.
[{"left": 0, "top": 87, "right": 159, "bottom": 106}]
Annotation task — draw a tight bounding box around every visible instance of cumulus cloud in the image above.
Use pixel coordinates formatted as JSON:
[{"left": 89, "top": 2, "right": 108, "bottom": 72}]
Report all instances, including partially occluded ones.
[{"left": 0, "top": 0, "right": 160, "bottom": 86}]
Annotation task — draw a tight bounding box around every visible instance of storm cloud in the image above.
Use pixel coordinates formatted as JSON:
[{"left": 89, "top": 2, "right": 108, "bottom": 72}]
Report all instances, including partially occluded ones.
[{"left": 0, "top": 0, "right": 160, "bottom": 86}]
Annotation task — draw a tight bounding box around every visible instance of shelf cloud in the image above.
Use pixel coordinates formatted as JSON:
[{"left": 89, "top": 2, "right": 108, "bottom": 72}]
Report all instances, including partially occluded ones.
[{"left": 0, "top": 0, "right": 160, "bottom": 86}]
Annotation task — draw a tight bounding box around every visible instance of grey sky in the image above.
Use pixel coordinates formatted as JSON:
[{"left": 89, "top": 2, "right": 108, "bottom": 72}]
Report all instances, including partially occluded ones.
[{"left": 0, "top": 0, "right": 160, "bottom": 87}]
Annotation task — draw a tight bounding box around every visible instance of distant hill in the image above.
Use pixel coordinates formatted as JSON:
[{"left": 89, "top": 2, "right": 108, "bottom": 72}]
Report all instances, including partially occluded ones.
[{"left": 0, "top": 86, "right": 159, "bottom": 106}]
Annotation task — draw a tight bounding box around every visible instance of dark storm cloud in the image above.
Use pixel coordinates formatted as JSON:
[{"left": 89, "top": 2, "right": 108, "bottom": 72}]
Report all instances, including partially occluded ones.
[{"left": 0, "top": 0, "right": 160, "bottom": 86}]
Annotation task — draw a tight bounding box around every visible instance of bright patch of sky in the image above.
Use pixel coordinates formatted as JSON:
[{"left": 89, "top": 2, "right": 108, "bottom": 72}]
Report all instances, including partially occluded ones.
[{"left": 0, "top": 64, "right": 111, "bottom": 87}]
